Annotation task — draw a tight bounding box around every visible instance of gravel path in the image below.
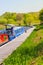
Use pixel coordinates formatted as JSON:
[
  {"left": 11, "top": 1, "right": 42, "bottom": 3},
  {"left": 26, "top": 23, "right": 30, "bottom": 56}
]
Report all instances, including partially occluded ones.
[{"left": 0, "top": 26, "right": 35, "bottom": 64}]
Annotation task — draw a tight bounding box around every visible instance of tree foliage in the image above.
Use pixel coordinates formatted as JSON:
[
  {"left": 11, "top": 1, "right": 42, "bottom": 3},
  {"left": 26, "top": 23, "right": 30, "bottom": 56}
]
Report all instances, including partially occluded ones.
[
  {"left": 39, "top": 9, "right": 43, "bottom": 24},
  {"left": 0, "top": 9, "right": 42, "bottom": 26},
  {"left": 0, "top": 18, "right": 7, "bottom": 24}
]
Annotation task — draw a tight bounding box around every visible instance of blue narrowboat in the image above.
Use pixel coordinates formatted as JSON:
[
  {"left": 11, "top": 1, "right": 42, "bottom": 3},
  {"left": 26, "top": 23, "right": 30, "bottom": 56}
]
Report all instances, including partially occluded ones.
[
  {"left": 0, "top": 24, "right": 25, "bottom": 45},
  {"left": 6, "top": 26, "right": 25, "bottom": 41}
]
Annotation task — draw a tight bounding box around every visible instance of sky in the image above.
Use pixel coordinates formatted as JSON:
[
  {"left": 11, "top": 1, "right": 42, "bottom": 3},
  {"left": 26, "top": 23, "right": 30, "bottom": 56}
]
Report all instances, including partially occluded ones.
[{"left": 0, "top": 0, "right": 43, "bottom": 15}]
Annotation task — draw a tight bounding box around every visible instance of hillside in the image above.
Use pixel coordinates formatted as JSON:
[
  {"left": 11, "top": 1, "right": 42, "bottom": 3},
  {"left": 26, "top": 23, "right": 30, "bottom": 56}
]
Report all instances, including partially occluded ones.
[{"left": 0, "top": 11, "right": 40, "bottom": 26}]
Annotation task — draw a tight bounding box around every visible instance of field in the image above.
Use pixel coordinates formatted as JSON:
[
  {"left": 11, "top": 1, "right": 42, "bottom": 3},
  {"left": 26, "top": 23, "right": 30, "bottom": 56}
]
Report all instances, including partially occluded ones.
[{"left": 3, "top": 25, "right": 43, "bottom": 65}]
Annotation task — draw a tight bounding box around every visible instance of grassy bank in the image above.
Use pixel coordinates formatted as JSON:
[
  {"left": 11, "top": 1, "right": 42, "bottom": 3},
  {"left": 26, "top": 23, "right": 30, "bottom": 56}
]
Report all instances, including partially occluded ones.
[{"left": 3, "top": 25, "right": 43, "bottom": 65}]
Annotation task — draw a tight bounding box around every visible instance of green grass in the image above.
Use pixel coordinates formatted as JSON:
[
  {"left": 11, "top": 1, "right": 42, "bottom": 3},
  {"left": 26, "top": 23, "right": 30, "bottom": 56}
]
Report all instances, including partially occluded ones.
[{"left": 3, "top": 25, "right": 43, "bottom": 65}]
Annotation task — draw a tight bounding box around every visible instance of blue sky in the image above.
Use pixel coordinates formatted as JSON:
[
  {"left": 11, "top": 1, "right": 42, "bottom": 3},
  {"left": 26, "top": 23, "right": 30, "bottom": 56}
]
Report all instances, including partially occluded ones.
[{"left": 0, "top": 0, "right": 43, "bottom": 15}]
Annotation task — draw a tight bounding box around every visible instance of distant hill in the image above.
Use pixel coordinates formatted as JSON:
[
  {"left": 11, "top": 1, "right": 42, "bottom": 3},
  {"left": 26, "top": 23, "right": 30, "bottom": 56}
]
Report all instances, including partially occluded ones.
[{"left": 0, "top": 11, "right": 40, "bottom": 26}]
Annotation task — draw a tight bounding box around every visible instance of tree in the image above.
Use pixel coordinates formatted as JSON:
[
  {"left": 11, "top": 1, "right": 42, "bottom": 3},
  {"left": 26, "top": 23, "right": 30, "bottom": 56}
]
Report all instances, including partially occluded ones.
[
  {"left": 11, "top": 13, "right": 16, "bottom": 21},
  {"left": 16, "top": 13, "right": 23, "bottom": 26},
  {"left": 24, "top": 14, "right": 32, "bottom": 26},
  {"left": 7, "top": 19, "right": 16, "bottom": 24},
  {"left": 39, "top": 9, "right": 43, "bottom": 24},
  {"left": 0, "top": 18, "right": 7, "bottom": 24},
  {"left": 23, "top": 14, "right": 27, "bottom": 26},
  {"left": 2, "top": 12, "right": 12, "bottom": 19}
]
